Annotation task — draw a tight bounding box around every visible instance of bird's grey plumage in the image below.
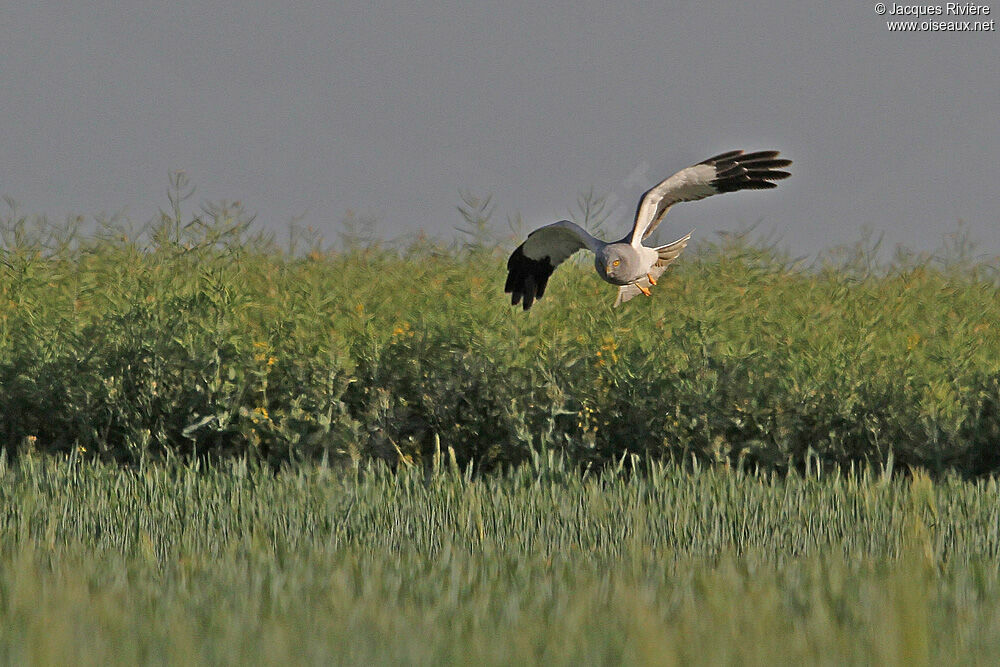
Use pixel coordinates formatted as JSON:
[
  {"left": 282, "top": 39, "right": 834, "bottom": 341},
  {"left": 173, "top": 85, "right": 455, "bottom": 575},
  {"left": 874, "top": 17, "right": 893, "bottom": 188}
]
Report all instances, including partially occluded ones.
[
  {"left": 504, "top": 150, "right": 791, "bottom": 310},
  {"left": 614, "top": 230, "right": 692, "bottom": 306}
]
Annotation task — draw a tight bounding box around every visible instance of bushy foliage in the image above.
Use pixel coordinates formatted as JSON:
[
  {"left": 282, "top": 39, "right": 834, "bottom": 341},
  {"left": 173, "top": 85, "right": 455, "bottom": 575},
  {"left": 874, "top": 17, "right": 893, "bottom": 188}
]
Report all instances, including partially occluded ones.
[{"left": 3, "top": 203, "right": 1000, "bottom": 475}]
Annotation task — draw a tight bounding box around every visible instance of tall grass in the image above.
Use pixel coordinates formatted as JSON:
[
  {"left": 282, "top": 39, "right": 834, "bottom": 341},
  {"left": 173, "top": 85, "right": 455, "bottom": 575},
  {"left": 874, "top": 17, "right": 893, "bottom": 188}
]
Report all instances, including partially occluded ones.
[
  {"left": 2, "top": 192, "right": 1000, "bottom": 475},
  {"left": 1, "top": 454, "right": 999, "bottom": 663}
]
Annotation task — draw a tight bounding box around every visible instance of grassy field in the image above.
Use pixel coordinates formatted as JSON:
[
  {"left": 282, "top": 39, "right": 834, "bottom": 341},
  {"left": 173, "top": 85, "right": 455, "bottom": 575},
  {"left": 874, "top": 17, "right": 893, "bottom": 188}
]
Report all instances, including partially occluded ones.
[{"left": 1, "top": 454, "right": 999, "bottom": 664}]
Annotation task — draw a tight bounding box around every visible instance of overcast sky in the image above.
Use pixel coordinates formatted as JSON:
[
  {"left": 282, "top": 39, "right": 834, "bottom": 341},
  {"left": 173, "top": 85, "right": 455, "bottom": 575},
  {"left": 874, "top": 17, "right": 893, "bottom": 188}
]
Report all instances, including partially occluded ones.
[{"left": 2, "top": 1, "right": 998, "bottom": 256}]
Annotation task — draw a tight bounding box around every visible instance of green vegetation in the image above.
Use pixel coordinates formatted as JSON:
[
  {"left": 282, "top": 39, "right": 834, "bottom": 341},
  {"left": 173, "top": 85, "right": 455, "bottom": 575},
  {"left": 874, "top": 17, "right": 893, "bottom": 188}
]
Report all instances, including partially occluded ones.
[
  {"left": 1, "top": 454, "right": 999, "bottom": 663},
  {"left": 3, "top": 189, "right": 1000, "bottom": 662},
  {"left": 2, "top": 190, "right": 999, "bottom": 475}
]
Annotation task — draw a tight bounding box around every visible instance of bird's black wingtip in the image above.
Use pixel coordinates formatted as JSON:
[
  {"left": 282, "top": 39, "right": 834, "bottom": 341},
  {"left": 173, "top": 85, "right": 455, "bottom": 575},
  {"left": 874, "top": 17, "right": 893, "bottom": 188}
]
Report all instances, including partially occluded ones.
[
  {"left": 505, "top": 244, "right": 555, "bottom": 311},
  {"left": 704, "top": 150, "right": 792, "bottom": 194}
]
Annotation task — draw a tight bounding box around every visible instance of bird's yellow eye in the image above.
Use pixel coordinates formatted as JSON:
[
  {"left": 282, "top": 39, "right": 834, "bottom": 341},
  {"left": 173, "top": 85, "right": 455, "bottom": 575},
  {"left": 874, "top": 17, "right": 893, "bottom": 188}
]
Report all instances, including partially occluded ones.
[{"left": 612, "top": 260, "right": 620, "bottom": 267}]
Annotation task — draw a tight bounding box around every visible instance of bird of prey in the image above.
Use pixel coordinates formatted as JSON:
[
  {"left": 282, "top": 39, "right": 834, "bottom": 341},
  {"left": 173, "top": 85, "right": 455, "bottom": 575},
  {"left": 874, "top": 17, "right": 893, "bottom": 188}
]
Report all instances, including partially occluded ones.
[{"left": 504, "top": 150, "right": 791, "bottom": 310}]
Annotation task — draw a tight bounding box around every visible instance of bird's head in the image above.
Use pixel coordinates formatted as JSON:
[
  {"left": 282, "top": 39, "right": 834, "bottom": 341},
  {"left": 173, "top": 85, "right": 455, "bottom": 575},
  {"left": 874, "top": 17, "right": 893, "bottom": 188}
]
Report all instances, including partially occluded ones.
[{"left": 595, "top": 244, "right": 636, "bottom": 285}]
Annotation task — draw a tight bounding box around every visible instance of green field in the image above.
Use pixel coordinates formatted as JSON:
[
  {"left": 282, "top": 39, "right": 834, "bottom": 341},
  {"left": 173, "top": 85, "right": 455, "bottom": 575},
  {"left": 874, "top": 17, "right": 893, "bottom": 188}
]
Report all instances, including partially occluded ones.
[
  {"left": 3, "top": 200, "right": 1000, "bottom": 662},
  {"left": 1, "top": 455, "right": 999, "bottom": 664}
]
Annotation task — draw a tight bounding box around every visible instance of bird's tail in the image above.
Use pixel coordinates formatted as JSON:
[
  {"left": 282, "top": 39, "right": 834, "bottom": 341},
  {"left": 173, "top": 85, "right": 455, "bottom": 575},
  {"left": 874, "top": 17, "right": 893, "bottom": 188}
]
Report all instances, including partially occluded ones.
[{"left": 655, "top": 230, "right": 693, "bottom": 266}]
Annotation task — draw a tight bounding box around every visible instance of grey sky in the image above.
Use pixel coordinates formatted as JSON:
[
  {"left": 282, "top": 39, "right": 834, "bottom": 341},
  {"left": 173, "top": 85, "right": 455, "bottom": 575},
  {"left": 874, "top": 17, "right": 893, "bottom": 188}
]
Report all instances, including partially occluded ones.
[{"left": 2, "top": 1, "right": 998, "bottom": 256}]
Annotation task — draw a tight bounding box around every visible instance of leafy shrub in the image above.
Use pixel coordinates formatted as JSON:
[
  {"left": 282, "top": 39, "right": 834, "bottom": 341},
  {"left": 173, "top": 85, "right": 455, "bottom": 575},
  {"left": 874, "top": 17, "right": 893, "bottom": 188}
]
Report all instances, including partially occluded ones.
[{"left": 3, "top": 205, "right": 1000, "bottom": 476}]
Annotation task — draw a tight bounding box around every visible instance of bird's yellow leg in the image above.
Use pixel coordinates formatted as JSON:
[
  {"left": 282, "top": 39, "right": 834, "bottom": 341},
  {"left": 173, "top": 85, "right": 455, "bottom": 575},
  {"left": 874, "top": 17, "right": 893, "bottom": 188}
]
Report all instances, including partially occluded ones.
[
  {"left": 637, "top": 283, "right": 652, "bottom": 297},
  {"left": 646, "top": 273, "right": 657, "bottom": 286}
]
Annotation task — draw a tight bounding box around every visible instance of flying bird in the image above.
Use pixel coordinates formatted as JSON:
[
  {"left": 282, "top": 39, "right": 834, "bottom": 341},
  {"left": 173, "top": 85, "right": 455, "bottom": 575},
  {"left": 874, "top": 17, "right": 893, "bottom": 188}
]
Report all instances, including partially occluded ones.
[{"left": 504, "top": 150, "right": 791, "bottom": 309}]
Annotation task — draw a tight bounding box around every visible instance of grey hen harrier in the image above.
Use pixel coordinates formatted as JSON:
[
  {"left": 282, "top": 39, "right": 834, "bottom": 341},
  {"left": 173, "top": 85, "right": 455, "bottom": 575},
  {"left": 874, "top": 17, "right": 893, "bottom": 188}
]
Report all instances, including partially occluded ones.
[{"left": 504, "top": 150, "right": 791, "bottom": 310}]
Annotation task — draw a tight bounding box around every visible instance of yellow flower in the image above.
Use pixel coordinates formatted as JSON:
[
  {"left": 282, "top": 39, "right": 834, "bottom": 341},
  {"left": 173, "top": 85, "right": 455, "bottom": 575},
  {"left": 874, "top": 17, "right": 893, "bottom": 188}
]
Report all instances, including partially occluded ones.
[
  {"left": 598, "top": 336, "right": 619, "bottom": 363},
  {"left": 254, "top": 353, "right": 277, "bottom": 367},
  {"left": 391, "top": 321, "right": 413, "bottom": 338}
]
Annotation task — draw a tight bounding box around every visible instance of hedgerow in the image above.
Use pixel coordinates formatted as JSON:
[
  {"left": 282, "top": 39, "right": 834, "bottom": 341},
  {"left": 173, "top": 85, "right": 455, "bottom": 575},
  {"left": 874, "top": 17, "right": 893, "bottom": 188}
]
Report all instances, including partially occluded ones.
[{"left": 2, "top": 197, "right": 999, "bottom": 475}]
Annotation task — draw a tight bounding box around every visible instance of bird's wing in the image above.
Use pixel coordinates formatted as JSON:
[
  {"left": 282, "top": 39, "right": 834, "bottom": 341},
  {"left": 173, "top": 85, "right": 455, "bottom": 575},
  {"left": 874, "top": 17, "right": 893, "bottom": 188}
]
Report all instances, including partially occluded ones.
[
  {"left": 614, "top": 231, "right": 692, "bottom": 307},
  {"left": 629, "top": 150, "right": 791, "bottom": 244},
  {"left": 505, "top": 220, "right": 602, "bottom": 310}
]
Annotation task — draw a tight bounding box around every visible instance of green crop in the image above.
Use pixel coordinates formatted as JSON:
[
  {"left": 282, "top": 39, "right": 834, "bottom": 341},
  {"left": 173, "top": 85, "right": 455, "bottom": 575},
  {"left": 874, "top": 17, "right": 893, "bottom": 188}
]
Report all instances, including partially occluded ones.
[{"left": 1, "top": 454, "right": 999, "bottom": 663}]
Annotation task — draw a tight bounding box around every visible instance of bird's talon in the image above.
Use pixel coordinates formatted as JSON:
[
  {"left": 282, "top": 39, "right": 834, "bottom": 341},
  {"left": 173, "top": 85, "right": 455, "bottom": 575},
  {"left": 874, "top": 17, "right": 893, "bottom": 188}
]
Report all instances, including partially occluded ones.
[
  {"left": 646, "top": 273, "right": 657, "bottom": 286},
  {"left": 637, "top": 283, "right": 652, "bottom": 297}
]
